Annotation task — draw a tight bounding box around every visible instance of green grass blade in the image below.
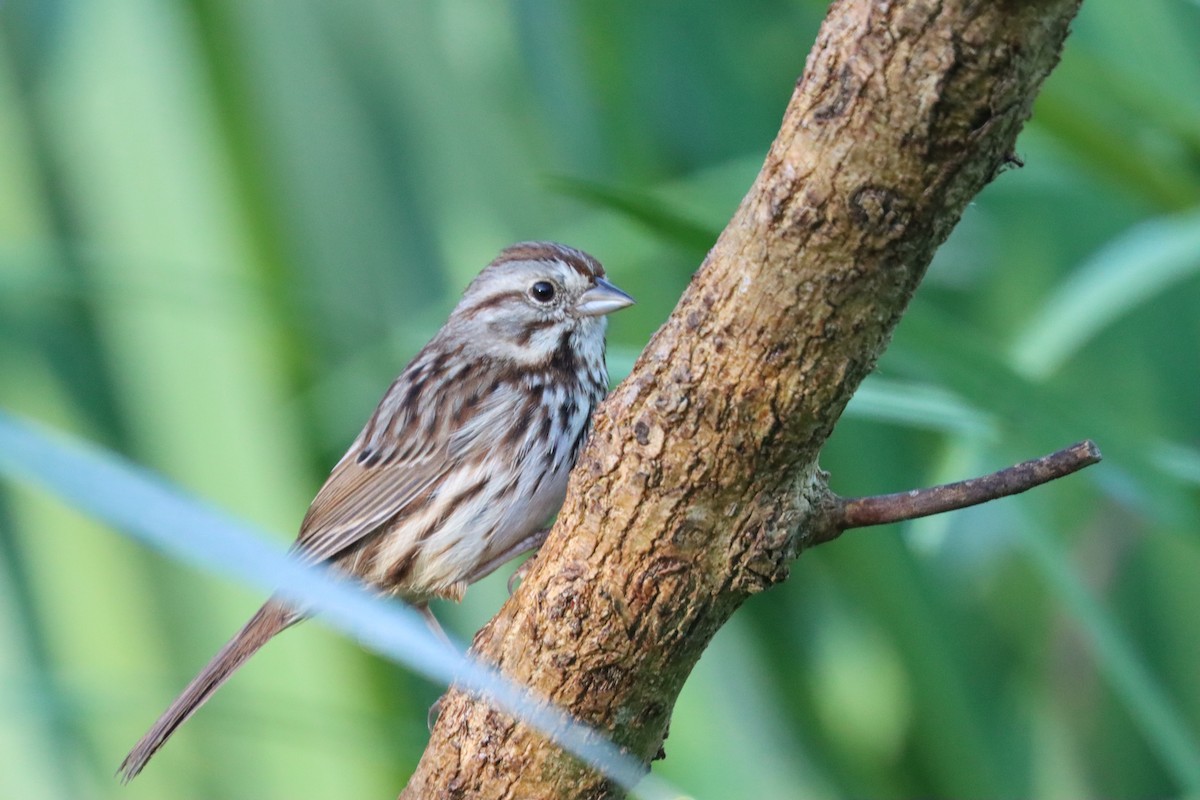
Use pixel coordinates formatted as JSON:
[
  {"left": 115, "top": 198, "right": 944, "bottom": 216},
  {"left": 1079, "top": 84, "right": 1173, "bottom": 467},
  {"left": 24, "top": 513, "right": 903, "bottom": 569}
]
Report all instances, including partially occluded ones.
[
  {"left": 0, "top": 411, "right": 683, "bottom": 800},
  {"left": 1017, "top": 505, "right": 1200, "bottom": 793},
  {"left": 1152, "top": 441, "right": 1200, "bottom": 487},
  {"left": 547, "top": 175, "right": 718, "bottom": 253},
  {"left": 844, "top": 377, "right": 998, "bottom": 438},
  {"left": 1011, "top": 210, "right": 1200, "bottom": 379}
]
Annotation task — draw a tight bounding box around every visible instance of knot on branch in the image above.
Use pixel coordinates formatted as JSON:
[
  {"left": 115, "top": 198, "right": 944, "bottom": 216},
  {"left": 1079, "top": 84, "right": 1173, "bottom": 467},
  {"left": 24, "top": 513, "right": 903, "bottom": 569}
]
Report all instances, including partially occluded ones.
[{"left": 730, "top": 466, "right": 830, "bottom": 594}]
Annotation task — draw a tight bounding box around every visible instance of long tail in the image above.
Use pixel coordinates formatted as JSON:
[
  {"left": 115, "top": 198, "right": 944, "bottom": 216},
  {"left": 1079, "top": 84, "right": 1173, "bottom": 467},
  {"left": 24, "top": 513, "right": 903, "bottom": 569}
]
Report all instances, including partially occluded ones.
[{"left": 118, "top": 600, "right": 300, "bottom": 781}]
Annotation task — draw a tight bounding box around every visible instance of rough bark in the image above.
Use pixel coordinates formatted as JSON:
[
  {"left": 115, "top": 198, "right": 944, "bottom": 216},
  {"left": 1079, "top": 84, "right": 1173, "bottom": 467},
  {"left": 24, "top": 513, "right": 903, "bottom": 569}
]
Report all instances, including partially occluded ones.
[{"left": 401, "top": 0, "right": 1085, "bottom": 797}]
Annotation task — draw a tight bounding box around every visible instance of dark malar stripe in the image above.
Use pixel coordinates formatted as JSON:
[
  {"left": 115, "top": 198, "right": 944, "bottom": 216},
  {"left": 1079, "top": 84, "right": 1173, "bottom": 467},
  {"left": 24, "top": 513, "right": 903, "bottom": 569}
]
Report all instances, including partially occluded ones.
[
  {"left": 545, "top": 331, "right": 578, "bottom": 379},
  {"left": 515, "top": 317, "right": 562, "bottom": 346}
]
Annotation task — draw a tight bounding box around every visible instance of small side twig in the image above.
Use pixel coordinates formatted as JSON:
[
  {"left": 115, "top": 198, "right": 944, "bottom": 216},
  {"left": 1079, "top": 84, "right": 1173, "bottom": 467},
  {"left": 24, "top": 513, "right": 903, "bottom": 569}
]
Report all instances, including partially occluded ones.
[{"left": 814, "top": 440, "right": 1101, "bottom": 542}]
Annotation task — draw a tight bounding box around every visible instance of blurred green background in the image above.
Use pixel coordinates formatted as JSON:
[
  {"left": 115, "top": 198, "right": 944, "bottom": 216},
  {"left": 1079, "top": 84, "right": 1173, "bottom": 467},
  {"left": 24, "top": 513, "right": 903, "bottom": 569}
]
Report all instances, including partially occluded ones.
[{"left": 1, "top": 0, "right": 1198, "bottom": 798}]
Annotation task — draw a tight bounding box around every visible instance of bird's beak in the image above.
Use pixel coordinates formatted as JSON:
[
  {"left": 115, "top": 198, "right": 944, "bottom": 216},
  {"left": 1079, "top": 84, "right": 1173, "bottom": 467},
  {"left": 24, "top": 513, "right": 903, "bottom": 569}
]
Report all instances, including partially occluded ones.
[{"left": 576, "top": 277, "right": 635, "bottom": 317}]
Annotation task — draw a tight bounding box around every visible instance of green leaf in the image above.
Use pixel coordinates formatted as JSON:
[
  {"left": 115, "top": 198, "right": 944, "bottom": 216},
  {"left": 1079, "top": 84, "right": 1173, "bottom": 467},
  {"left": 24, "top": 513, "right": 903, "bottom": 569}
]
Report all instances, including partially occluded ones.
[
  {"left": 844, "top": 377, "right": 998, "bottom": 438},
  {"left": 547, "top": 175, "right": 719, "bottom": 253},
  {"left": 1151, "top": 441, "right": 1200, "bottom": 487},
  {"left": 1016, "top": 503, "right": 1200, "bottom": 793},
  {"left": 1011, "top": 210, "right": 1200, "bottom": 379}
]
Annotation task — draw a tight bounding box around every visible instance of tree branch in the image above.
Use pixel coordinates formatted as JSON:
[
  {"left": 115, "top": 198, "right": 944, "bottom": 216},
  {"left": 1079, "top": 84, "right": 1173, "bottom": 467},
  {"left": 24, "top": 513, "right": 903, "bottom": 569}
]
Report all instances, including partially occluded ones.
[
  {"left": 813, "top": 440, "right": 1101, "bottom": 544},
  {"left": 400, "top": 1, "right": 1087, "bottom": 797}
]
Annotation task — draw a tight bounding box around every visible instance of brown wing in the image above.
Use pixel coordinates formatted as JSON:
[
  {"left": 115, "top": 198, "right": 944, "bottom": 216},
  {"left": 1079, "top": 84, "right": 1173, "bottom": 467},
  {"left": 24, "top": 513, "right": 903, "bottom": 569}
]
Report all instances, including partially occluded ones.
[
  {"left": 289, "top": 373, "right": 521, "bottom": 566},
  {"left": 288, "top": 435, "right": 450, "bottom": 566}
]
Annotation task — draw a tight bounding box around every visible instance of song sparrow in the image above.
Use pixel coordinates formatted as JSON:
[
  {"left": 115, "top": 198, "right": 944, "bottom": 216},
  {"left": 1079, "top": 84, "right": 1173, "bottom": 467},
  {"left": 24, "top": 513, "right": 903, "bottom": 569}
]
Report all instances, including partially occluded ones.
[{"left": 119, "top": 241, "right": 633, "bottom": 780}]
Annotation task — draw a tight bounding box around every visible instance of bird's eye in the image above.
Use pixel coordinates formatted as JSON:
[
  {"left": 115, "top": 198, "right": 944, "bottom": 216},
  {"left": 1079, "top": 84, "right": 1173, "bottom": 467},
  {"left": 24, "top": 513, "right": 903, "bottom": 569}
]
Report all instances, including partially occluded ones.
[{"left": 530, "top": 281, "right": 556, "bottom": 303}]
